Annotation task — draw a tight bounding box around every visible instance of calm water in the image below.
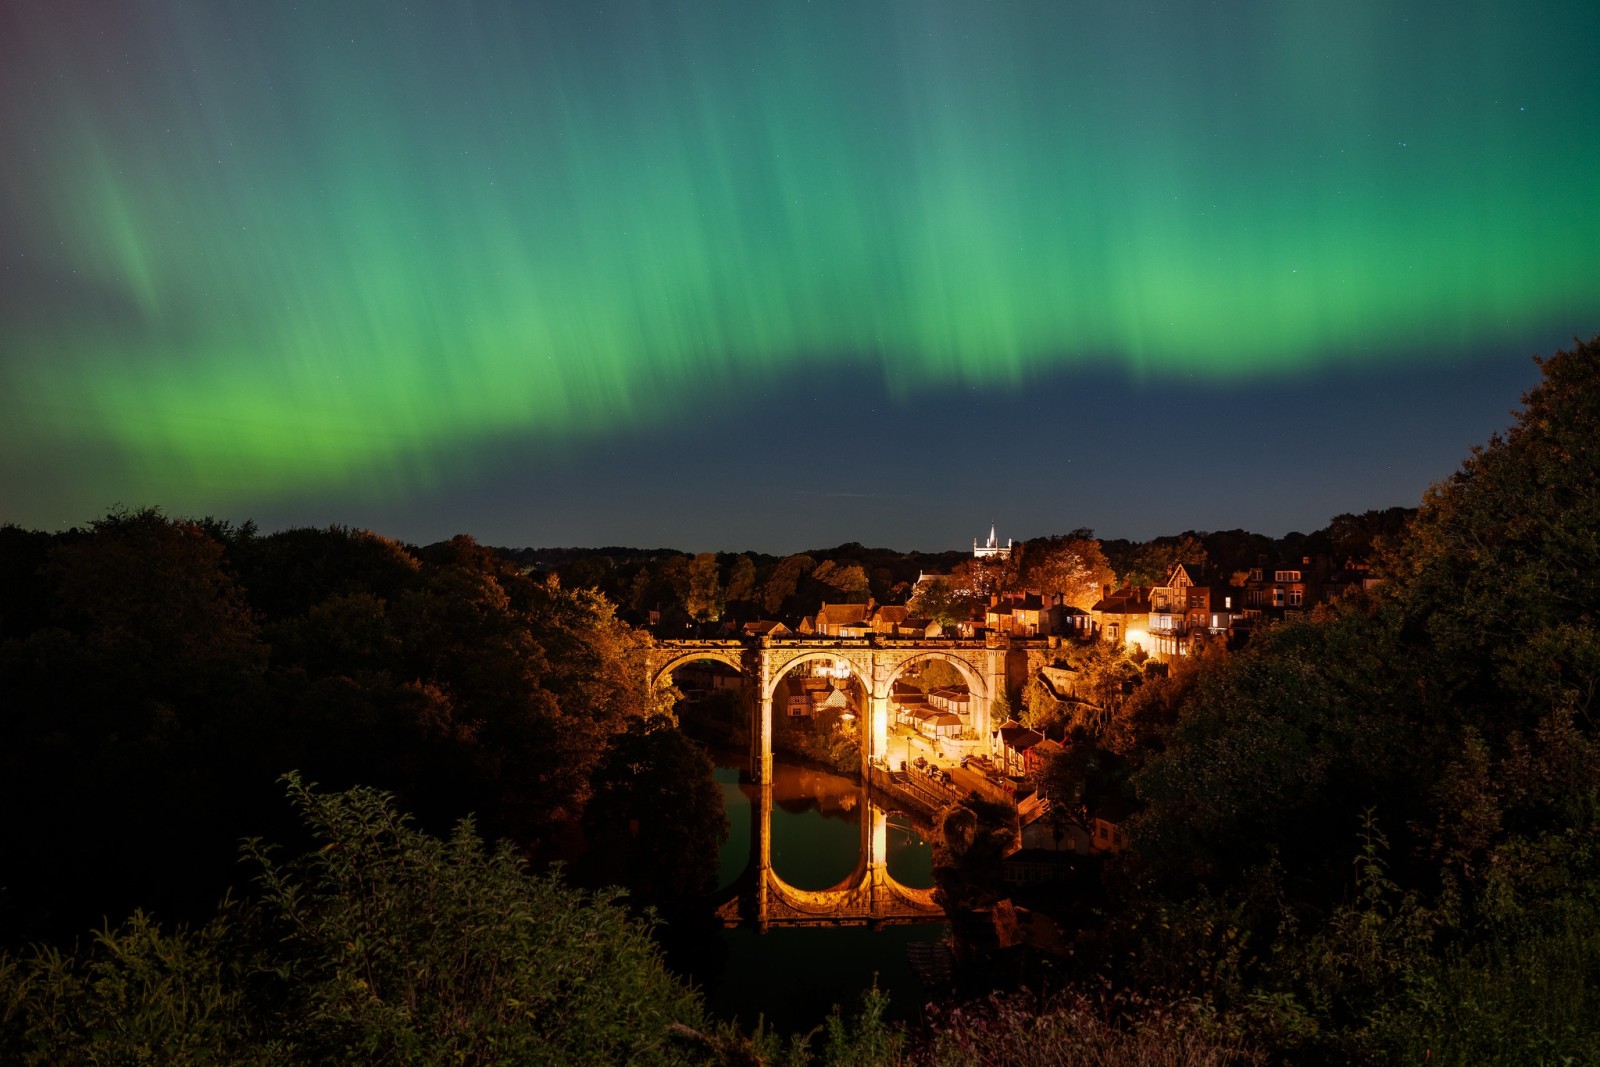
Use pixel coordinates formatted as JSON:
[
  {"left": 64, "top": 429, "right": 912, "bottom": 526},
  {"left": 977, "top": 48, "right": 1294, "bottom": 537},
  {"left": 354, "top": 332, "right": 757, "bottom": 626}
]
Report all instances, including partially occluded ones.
[{"left": 696, "top": 757, "right": 946, "bottom": 1034}]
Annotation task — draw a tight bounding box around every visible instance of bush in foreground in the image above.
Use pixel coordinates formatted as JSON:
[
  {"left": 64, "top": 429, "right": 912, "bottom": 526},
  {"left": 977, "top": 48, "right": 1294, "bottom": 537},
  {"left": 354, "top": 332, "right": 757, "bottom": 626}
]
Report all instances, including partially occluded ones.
[{"left": 1, "top": 774, "right": 708, "bottom": 1065}]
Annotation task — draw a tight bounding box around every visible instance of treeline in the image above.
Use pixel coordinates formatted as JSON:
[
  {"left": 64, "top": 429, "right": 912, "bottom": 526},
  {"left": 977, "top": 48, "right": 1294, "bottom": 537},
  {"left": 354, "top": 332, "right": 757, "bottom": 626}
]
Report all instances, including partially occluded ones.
[
  {"left": 500, "top": 543, "right": 971, "bottom": 628},
  {"left": 508, "top": 518, "right": 1411, "bottom": 633},
  {"left": 1099, "top": 506, "right": 1414, "bottom": 587},
  {"left": 0, "top": 519, "right": 725, "bottom": 949}
]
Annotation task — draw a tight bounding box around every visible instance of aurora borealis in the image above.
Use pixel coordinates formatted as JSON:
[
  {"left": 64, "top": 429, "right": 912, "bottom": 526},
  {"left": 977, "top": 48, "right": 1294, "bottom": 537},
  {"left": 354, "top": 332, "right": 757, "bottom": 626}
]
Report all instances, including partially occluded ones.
[{"left": 2, "top": 2, "right": 1596, "bottom": 549}]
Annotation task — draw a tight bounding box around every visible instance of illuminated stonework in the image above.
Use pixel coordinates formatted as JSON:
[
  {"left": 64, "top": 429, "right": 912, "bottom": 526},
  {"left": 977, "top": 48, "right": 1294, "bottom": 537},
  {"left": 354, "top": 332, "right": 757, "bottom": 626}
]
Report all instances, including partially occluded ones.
[
  {"left": 973, "top": 524, "right": 1012, "bottom": 560},
  {"left": 647, "top": 635, "right": 1009, "bottom": 784}
]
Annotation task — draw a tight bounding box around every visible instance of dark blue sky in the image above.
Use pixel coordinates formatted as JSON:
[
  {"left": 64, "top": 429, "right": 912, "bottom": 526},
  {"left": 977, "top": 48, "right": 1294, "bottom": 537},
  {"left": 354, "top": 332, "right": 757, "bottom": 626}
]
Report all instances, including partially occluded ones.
[{"left": 250, "top": 335, "right": 1548, "bottom": 553}]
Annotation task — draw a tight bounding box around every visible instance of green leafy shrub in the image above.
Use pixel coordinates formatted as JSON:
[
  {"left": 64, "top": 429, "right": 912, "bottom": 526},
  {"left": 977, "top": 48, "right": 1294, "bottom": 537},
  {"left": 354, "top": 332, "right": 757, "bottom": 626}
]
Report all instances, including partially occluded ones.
[{"left": 2, "top": 774, "right": 710, "bottom": 1065}]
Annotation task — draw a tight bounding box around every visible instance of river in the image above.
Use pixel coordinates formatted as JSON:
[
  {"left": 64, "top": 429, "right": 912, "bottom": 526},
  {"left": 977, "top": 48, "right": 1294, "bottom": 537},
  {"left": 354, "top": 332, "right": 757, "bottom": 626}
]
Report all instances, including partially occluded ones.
[{"left": 693, "top": 755, "right": 948, "bottom": 1035}]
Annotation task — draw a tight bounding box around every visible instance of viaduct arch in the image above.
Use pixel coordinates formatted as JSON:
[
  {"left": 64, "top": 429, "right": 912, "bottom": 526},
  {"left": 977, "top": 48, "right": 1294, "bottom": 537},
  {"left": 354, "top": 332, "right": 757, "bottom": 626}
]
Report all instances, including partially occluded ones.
[{"left": 648, "top": 634, "right": 1035, "bottom": 783}]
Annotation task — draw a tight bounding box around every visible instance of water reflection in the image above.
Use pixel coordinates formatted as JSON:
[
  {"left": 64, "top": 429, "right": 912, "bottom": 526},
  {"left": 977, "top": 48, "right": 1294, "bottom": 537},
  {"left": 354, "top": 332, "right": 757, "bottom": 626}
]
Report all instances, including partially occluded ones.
[
  {"left": 701, "top": 757, "right": 946, "bottom": 1034},
  {"left": 765, "top": 763, "right": 864, "bottom": 891},
  {"left": 885, "top": 814, "right": 932, "bottom": 888}
]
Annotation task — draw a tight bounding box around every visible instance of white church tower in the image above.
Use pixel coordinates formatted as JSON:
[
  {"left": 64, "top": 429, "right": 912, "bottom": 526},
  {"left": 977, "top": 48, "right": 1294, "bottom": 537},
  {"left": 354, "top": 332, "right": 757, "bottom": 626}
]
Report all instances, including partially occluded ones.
[{"left": 973, "top": 523, "right": 1012, "bottom": 560}]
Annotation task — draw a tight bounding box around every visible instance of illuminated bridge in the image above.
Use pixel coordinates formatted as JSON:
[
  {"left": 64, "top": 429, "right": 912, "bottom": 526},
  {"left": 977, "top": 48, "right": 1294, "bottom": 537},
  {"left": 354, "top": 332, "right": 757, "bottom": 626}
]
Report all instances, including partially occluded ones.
[{"left": 647, "top": 633, "right": 1052, "bottom": 783}]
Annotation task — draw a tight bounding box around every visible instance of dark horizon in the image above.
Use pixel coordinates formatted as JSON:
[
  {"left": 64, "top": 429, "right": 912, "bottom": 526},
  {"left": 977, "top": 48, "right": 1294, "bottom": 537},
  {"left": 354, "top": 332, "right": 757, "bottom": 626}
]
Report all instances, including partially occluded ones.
[{"left": 19, "top": 343, "right": 1546, "bottom": 557}]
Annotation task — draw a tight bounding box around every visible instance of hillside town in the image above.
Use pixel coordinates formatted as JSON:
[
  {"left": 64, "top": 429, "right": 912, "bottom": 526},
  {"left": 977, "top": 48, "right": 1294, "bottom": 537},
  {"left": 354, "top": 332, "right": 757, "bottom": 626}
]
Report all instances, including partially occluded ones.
[
  {"left": 665, "top": 522, "right": 1391, "bottom": 890},
  {"left": 683, "top": 525, "right": 1383, "bottom": 649}
]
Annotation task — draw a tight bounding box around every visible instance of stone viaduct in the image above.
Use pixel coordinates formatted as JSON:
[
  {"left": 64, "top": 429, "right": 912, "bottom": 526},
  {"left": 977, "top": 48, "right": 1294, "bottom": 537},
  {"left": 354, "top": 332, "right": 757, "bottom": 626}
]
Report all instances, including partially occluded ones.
[
  {"left": 647, "top": 633, "right": 1056, "bottom": 929},
  {"left": 646, "top": 632, "right": 1055, "bottom": 782}
]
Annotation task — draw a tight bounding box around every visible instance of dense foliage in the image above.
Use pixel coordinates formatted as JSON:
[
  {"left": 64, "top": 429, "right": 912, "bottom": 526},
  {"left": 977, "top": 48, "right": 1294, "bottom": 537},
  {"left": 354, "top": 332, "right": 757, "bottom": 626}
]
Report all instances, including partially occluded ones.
[
  {"left": 0, "top": 519, "right": 699, "bottom": 944},
  {"left": 582, "top": 715, "right": 730, "bottom": 913},
  {"left": 1105, "top": 337, "right": 1600, "bottom": 1062},
  {"left": 0, "top": 776, "right": 712, "bottom": 1065},
  {"left": 513, "top": 543, "right": 971, "bottom": 629}
]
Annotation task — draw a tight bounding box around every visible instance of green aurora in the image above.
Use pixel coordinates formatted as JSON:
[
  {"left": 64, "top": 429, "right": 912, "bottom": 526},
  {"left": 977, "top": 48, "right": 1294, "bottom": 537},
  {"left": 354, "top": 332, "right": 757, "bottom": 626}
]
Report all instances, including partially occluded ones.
[{"left": 1, "top": 2, "right": 1597, "bottom": 524}]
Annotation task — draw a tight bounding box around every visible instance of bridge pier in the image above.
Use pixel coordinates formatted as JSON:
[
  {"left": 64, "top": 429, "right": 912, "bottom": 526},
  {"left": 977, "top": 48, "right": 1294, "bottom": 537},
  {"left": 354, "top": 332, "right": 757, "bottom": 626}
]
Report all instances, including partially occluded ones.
[
  {"left": 981, "top": 644, "right": 1009, "bottom": 753},
  {"left": 754, "top": 692, "right": 773, "bottom": 784},
  {"left": 867, "top": 807, "right": 888, "bottom": 919},
  {"left": 751, "top": 642, "right": 774, "bottom": 784},
  {"left": 869, "top": 695, "right": 890, "bottom": 769},
  {"left": 755, "top": 780, "right": 772, "bottom": 931}
]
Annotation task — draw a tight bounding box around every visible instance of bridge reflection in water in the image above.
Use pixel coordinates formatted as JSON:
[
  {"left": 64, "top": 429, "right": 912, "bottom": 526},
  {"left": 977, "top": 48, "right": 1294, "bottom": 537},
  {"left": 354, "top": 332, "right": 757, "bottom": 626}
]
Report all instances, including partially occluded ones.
[
  {"left": 715, "top": 771, "right": 945, "bottom": 930},
  {"left": 701, "top": 762, "right": 946, "bottom": 1032}
]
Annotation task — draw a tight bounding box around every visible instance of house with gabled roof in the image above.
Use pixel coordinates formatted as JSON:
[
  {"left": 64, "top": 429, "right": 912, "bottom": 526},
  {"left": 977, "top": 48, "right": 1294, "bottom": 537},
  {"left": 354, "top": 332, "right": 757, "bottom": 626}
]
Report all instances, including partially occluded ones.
[
  {"left": 928, "top": 685, "right": 971, "bottom": 716},
  {"left": 1090, "top": 797, "right": 1136, "bottom": 854},
  {"left": 741, "top": 619, "right": 792, "bottom": 638},
  {"left": 995, "top": 720, "right": 1047, "bottom": 777},
  {"left": 1240, "top": 556, "right": 1333, "bottom": 624},
  {"left": 987, "top": 592, "right": 1048, "bottom": 637},
  {"left": 1054, "top": 604, "right": 1096, "bottom": 640},
  {"left": 1027, "top": 737, "right": 1065, "bottom": 776},
  {"left": 1147, "top": 563, "right": 1240, "bottom": 659},
  {"left": 869, "top": 604, "right": 910, "bottom": 634},
  {"left": 811, "top": 601, "right": 873, "bottom": 636},
  {"left": 818, "top": 685, "right": 853, "bottom": 715},
  {"left": 892, "top": 683, "right": 931, "bottom": 728},
  {"left": 1090, "top": 584, "right": 1152, "bottom": 648},
  {"left": 949, "top": 617, "right": 983, "bottom": 639}
]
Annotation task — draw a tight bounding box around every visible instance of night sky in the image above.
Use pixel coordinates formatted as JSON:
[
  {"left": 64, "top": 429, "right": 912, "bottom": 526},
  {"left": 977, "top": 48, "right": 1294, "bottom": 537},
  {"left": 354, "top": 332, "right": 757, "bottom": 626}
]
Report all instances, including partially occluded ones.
[{"left": 2, "top": 2, "right": 1595, "bottom": 553}]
